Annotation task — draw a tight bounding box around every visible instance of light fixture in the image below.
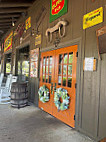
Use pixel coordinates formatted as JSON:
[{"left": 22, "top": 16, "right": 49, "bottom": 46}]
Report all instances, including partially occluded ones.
[{"left": 12, "top": 17, "right": 15, "bottom": 27}]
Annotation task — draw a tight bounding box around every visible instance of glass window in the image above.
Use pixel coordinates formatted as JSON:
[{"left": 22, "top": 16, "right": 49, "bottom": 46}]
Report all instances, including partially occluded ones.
[
  {"left": 63, "top": 76, "right": 66, "bottom": 86},
  {"left": 49, "top": 76, "right": 51, "bottom": 83},
  {"left": 49, "top": 66, "right": 52, "bottom": 74},
  {"left": 69, "top": 53, "right": 73, "bottom": 64},
  {"left": 58, "top": 65, "right": 62, "bottom": 74},
  {"left": 68, "top": 77, "right": 72, "bottom": 87},
  {"left": 50, "top": 56, "right": 52, "bottom": 65},
  {"left": 46, "top": 57, "right": 49, "bottom": 65},
  {"left": 63, "top": 65, "right": 67, "bottom": 75},
  {"left": 58, "top": 76, "right": 62, "bottom": 85},
  {"left": 64, "top": 54, "right": 68, "bottom": 64},
  {"left": 68, "top": 65, "right": 72, "bottom": 76},
  {"left": 59, "top": 54, "right": 63, "bottom": 64},
  {"left": 43, "top": 57, "right": 45, "bottom": 65},
  {"left": 46, "top": 75, "right": 48, "bottom": 83},
  {"left": 6, "top": 63, "right": 11, "bottom": 74}
]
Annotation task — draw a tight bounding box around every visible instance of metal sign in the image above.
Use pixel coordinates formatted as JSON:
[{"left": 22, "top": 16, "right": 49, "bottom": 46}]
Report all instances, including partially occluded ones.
[
  {"left": 83, "top": 7, "right": 103, "bottom": 29},
  {"left": 50, "top": 0, "right": 68, "bottom": 23},
  {"left": 4, "top": 31, "right": 13, "bottom": 52},
  {"left": 25, "top": 17, "right": 31, "bottom": 30}
]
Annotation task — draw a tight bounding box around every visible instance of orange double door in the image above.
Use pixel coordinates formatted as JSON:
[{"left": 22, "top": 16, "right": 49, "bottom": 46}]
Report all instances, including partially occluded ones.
[{"left": 39, "top": 45, "right": 77, "bottom": 128}]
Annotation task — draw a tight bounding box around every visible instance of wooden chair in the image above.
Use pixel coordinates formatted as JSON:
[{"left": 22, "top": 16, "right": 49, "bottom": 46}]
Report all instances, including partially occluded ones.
[
  {"left": 0, "top": 75, "right": 17, "bottom": 104},
  {"left": 0, "top": 73, "right": 4, "bottom": 88}
]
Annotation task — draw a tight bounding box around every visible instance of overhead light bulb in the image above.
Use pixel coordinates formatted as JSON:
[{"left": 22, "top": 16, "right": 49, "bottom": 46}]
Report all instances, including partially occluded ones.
[
  {"left": 12, "top": 17, "right": 15, "bottom": 26},
  {"left": 12, "top": 21, "right": 15, "bottom": 27}
]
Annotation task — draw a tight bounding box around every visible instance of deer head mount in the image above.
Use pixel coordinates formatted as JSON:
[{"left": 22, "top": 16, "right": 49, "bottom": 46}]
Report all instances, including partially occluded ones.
[{"left": 45, "top": 20, "right": 68, "bottom": 43}]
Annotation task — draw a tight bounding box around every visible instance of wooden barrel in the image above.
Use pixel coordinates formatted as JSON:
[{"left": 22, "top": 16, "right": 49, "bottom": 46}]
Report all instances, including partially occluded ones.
[{"left": 10, "top": 82, "right": 28, "bottom": 108}]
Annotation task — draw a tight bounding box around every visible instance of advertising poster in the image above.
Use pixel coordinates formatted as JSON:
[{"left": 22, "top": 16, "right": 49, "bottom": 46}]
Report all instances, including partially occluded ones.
[
  {"left": 50, "top": 0, "right": 68, "bottom": 23},
  {"left": 30, "top": 48, "right": 39, "bottom": 77},
  {"left": 4, "top": 31, "right": 13, "bottom": 52},
  {"left": 83, "top": 7, "right": 103, "bottom": 29}
]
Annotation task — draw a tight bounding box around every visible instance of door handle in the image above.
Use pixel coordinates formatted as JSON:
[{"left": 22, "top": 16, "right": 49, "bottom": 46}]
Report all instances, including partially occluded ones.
[{"left": 50, "top": 83, "right": 53, "bottom": 94}]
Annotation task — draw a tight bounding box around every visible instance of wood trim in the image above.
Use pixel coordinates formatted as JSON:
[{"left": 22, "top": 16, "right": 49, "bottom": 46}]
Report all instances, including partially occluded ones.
[
  {"left": 0, "top": 3, "right": 32, "bottom": 8},
  {"left": 0, "top": 8, "right": 27, "bottom": 14},
  {"left": 40, "top": 37, "right": 82, "bottom": 52}
]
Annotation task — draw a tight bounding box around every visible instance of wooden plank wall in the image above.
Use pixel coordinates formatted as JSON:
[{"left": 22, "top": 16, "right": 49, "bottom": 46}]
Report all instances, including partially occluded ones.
[{"left": 1, "top": 0, "right": 106, "bottom": 141}]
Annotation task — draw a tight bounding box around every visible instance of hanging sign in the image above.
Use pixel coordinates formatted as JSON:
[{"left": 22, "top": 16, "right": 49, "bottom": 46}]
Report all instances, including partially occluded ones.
[
  {"left": 30, "top": 48, "right": 39, "bottom": 77},
  {"left": 4, "top": 31, "right": 13, "bottom": 52},
  {"left": 50, "top": 0, "right": 68, "bottom": 23},
  {"left": 25, "top": 17, "right": 31, "bottom": 30},
  {"left": 35, "top": 35, "right": 41, "bottom": 46},
  {"left": 83, "top": 7, "right": 103, "bottom": 29}
]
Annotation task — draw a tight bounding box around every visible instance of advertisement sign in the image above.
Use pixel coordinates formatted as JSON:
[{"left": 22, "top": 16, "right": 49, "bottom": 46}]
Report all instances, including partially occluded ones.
[
  {"left": 25, "top": 17, "right": 31, "bottom": 30},
  {"left": 4, "top": 31, "right": 13, "bottom": 52},
  {"left": 83, "top": 7, "right": 103, "bottom": 29},
  {"left": 50, "top": 0, "right": 68, "bottom": 23},
  {"left": 30, "top": 48, "right": 39, "bottom": 77}
]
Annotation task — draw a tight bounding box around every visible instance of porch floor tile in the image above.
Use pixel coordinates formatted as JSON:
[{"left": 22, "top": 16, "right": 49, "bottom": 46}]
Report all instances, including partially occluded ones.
[{"left": 0, "top": 104, "right": 95, "bottom": 142}]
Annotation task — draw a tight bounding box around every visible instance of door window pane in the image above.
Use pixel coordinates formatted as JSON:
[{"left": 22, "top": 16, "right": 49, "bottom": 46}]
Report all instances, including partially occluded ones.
[
  {"left": 68, "top": 65, "right": 72, "bottom": 76},
  {"left": 58, "top": 76, "right": 62, "bottom": 85},
  {"left": 64, "top": 54, "right": 68, "bottom": 64},
  {"left": 69, "top": 53, "right": 73, "bottom": 63},
  {"left": 43, "top": 66, "right": 45, "bottom": 74},
  {"left": 49, "top": 76, "right": 51, "bottom": 83},
  {"left": 50, "top": 56, "right": 52, "bottom": 65},
  {"left": 63, "top": 76, "right": 66, "bottom": 86},
  {"left": 46, "top": 66, "right": 48, "bottom": 74},
  {"left": 59, "top": 54, "right": 63, "bottom": 64},
  {"left": 63, "top": 65, "right": 67, "bottom": 75},
  {"left": 46, "top": 75, "right": 48, "bottom": 83},
  {"left": 46, "top": 57, "right": 49, "bottom": 65},
  {"left": 43, "top": 75, "right": 45, "bottom": 82},
  {"left": 68, "top": 77, "right": 72, "bottom": 87},
  {"left": 43, "top": 58, "right": 45, "bottom": 65},
  {"left": 49, "top": 66, "right": 52, "bottom": 74},
  {"left": 58, "top": 65, "right": 62, "bottom": 74}
]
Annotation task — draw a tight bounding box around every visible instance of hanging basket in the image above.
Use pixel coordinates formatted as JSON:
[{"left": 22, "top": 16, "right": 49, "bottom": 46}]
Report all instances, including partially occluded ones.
[
  {"left": 54, "top": 88, "right": 70, "bottom": 111},
  {"left": 38, "top": 85, "right": 50, "bottom": 103}
]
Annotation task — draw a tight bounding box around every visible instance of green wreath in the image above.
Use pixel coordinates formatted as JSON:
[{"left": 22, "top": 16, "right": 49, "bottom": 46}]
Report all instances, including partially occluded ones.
[
  {"left": 54, "top": 88, "right": 70, "bottom": 111},
  {"left": 38, "top": 85, "right": 50, "bottom": 103}
]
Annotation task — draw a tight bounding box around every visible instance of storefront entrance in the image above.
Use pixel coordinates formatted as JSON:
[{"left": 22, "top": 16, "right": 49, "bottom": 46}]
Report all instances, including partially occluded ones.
[
  {"left": 39, "top": 45, "right": 78, "bottom": 128},
  {"left": 16, "top": 46, "right": 29, "bottom": 81}
]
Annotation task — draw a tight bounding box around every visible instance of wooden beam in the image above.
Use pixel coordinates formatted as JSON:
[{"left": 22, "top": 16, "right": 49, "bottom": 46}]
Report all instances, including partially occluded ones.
[
  {"left": 0, "top": 19, "right": 17, "bottom": 22},
  {"left": 0, "top": 14, "right": 20, "bottom": 18},
  {"left": 0, "top": 25, "right": 12, "bottom": 28},
  {"left": 0, "top": 2, "right": 33, "bottom": 8},
  {"left": 0, "top": 23, "right": 12, "bottom": 26},
  {"left": 0, "top": 8, "right": 27, "bottom": 14}
]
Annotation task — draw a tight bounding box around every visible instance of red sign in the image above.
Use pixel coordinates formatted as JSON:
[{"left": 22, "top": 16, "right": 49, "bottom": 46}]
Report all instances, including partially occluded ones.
[{"left": 52, "top": 0, "right": 65, "bottom": 15}]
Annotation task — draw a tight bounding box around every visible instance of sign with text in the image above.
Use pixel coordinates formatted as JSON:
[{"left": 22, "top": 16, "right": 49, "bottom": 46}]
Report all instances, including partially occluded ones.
[
  {"left": 26, "top": 17, "right": 31, "bottom": 30},
  {"left": 35, "top": 35, "right": 41, "bottom": 46},
  {"left": 50, "top": 0, "right": 68, "bottom": 23},
  {"left": 4, "top": 31, "right": 13, "bottom": 52},
  {"left": 83, "top": 7, "right": 103, "bottom": 29},
  {"left": 30, "top": 48, "right": 39, "bottom": 77},
  {"left": 84, "top": 57, "right": 96, "bottom": 71}
]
